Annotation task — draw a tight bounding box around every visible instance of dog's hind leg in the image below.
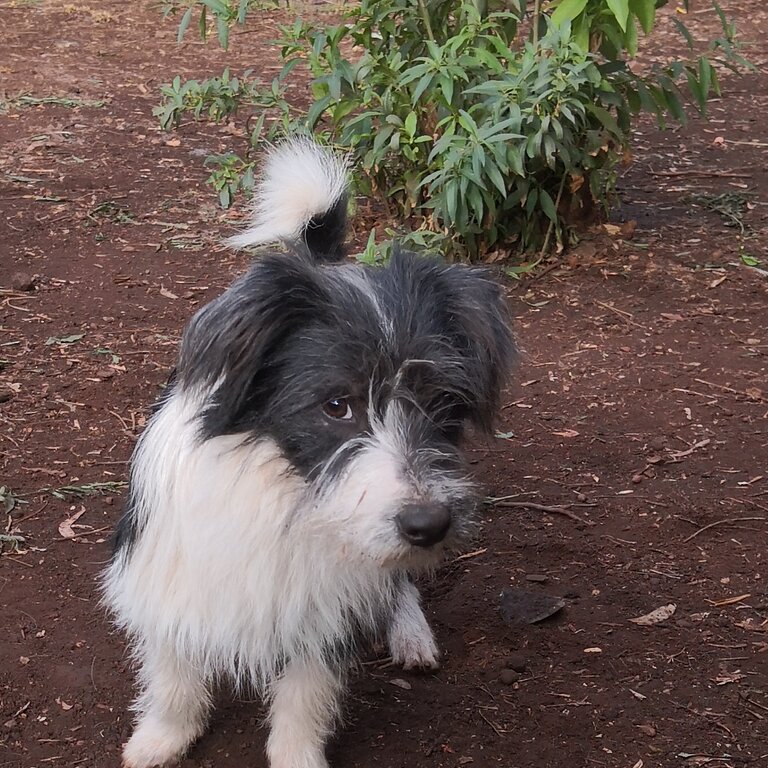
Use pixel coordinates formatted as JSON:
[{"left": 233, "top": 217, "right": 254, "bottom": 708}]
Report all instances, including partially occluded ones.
[
  {"left": 122, "top": 642, "right": 211, "bottom": 768},
  {"left": 387, "top": 578, "right": 440, "bottom": 671},
  {"left": 266, "top": 658, "right": 343, "bottom": 768}
]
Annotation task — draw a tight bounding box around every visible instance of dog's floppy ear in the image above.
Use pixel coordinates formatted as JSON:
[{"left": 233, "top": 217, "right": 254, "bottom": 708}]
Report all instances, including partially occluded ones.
[
  {"left": 444, "top": 266, "right": 516, "bottom": 433},
  {"left": 178, "top": 255, "right": 329, "bottom": 436}
]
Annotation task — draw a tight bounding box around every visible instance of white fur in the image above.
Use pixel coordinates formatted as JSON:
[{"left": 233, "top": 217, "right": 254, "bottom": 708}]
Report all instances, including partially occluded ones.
[
  {"left": 226, "top": 137, "right": 349, "bottom": 249},
  {"left": 103, "top": 391, "right": 454, "bottom": 767},
  {"left": 387, "top": 580, "right": 440, "bottom": 670}
]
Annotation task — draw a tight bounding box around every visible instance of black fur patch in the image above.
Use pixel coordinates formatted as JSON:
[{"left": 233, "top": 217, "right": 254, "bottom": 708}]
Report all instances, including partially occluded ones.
[{"left": 175, "top": 248, "right": 515, "bottom": 482}]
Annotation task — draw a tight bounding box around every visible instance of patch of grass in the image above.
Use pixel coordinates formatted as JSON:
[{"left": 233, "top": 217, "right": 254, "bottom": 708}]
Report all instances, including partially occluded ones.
[
  {"left": 43, "top": 481, "right": 128, "bottom": 501},
  {"left": 86, "top": 200, "right": 134, "bottom": 225},
  {"left": 0, "top": 485, "right": 21, "bottom": 514},
  {"left": 690, "top": 191, "right": 755, "bottom": 234},
  {"left": 7, "top": 94, "right": 106, "bottom": 109},
  {"left": 0, "top": 533, "right": 27, "bottom": 554},
  {"left": 93, "top": 347, "right": 121, "bottom": 364}
]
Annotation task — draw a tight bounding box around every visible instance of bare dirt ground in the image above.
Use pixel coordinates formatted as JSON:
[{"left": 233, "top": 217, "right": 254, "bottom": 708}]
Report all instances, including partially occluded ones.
[{"left": 1, "top": 2, "right": 767, "bottom": 767}]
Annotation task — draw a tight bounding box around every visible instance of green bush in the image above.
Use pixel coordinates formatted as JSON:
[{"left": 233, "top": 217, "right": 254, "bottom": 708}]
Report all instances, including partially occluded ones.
[{"left": 158, "top": 0, "right": 749, "bottom": 259}]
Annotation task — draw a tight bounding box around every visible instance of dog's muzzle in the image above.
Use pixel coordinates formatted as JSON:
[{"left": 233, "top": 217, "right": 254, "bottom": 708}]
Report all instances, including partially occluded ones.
[{"left": 396, "top": 502, "right": 452, "bottom": 548}]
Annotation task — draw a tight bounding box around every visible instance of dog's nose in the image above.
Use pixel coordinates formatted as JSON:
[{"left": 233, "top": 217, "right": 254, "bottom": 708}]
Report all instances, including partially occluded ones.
[{"left": 396, "top": 503, "right": 452, "bottom": 548}]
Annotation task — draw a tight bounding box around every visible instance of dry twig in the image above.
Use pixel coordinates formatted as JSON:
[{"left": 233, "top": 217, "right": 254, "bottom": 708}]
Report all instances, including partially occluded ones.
[
  {"left": 684, "top": 517, "right": 767, "bottom": 543},
  {"left": 493, "top": 500, "right": 594, "bottom": 526}
]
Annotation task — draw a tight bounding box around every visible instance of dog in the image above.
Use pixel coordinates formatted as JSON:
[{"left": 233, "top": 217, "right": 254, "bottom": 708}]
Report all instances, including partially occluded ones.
[{"left": 103, "top": 137, "right": 515, "bottom": 768}]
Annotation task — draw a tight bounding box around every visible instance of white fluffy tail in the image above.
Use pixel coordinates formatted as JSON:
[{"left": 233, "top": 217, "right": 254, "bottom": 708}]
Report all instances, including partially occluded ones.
[{"left": 227, "top": 137, "right": 349, "bottom": 257}]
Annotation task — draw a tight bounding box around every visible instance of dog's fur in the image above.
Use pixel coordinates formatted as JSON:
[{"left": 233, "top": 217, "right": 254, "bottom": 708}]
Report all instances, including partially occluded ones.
[{"left": 103, "top": 137, "right": 515, "bottom": 768}]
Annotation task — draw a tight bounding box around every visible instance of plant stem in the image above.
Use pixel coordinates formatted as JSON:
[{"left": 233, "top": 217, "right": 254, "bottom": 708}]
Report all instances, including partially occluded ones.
[
  {"left": 532, "top": 0, "right": 541, "bottom": 48},
  {"left": 539, "top": 171, "right": 567, "bottom": 258},
  {"left": 417, "top": 0, "right": 436, "bottom": 41}
]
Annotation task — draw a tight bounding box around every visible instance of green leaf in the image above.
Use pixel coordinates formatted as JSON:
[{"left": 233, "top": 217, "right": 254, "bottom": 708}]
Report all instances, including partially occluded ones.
[
  {"left": 539, "top": 188, "right": 558, "bottom": 222},
  {"left": 485, "top": 162, "right": 507, "bottom": 196},
  {"left": 404, "top": 112, "right": 418, "bottom": 140},
  {"left": 217, "top": 16, "right": 229, "bottom": 49},
  {"left": 177, "top": 7, "right": 194, "bottom": 43},
  {"left": 551, "top": 0, "right": 589, "bottom": 26},
  {"left": 625, "top": 17, "right": 638, "bottom": 57},
  {"left": 698, "top": 57, "right": 712, "bottom": 100},
  {"left": 672, "top": 18, "right": 695, "bottom": 50},
  {"left": 628, "top": 0, "right": 656, "bottom": 35},
  {"left": 605, "top": 0, "right": 630, "bottom": 32},
  {"left": 686, "top": 70, "right": 705, "bottom": 112},
  {"left": 307, "top": 95, "right": 333, "bottom": 129}
]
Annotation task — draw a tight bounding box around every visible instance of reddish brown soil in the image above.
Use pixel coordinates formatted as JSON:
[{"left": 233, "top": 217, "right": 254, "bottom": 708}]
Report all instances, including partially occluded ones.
[{"left": 2, "top": 2, "right": 767, "bottom": 767}]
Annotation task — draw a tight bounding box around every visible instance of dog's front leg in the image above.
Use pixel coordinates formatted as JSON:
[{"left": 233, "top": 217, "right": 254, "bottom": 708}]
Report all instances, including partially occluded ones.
[
  {"left": 387, "top": 578, "right": 440, "bottom": 670},
  {"left": 266, "top": 657, "right": 343, "bottom": 768},
  {"left": 122, "top": 642, "right": 211, "bottom": 768}
]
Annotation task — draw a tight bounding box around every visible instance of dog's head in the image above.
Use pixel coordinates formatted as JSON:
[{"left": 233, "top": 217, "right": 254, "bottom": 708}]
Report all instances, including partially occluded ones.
[{"left": 179, "top": 248, "right": 515, "bottom": 568}]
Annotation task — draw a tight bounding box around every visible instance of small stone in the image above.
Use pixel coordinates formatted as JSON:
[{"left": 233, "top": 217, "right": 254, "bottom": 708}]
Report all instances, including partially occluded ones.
[
  {"left": 631, "top": 474, "right": 643, "bottom": 484},
  {"left": 96, "top": 368, "right": 115, "bottom": 379},
  {"left": 11, "top": 272, "right": 35, "bottom": 292},
  {"left": 525, "top": 573, "right": 548, "bottom": 583},
  {"left": 499, "top": 669, "right": 519, "bottom": 685},
  {"left": 576, "top": 492, "right": 587, "bottom": 502},
  {"left": 504, "top": 654, "right": 527, "bottom": 673},
  {"left": 649, "top": 436, "right": 666, "bottom": 452}
]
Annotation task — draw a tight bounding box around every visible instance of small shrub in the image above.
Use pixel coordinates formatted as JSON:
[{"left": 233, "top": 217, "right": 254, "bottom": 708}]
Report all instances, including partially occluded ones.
[{"left": 158, "top": 0, "right": 749, "bottom": 259}]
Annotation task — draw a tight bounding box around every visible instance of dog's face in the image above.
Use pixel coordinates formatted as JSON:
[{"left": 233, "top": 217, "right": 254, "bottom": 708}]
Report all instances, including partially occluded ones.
[{"left": 179, "top": 250, "right": 515, "bottom": 567}]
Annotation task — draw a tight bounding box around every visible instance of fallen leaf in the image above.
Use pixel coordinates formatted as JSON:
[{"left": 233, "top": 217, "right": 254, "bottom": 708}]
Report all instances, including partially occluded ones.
[
  {"left": 165, "top": 138, "right": 181, "bottom": 147},
  {"left": 58, "top": 507, "right": 86, "bottom": 539},
  {"left": 636, "top": 724, "right": 656, "bottom": 737},
  {"left": 583, "top": 647, "right": 602, "bottom": 653},
  {"left": 389, "top": 678, "right": 412, "bottom": 690},
  {"left": 55, "top": 697, "right": 73, "bottom": 711},
  {"left": 745, "top": 387, "right": 762, "bottom": 401},
  {"left": 708, "top": 275, "right": 727, "bottom": 289},
  {"left": 160, "top": 286, "right": 179, "bottom": 300},
  {"left": 629, "top": 604, "right": 676, "bottom": 626},
  {"left": 552, "top": 429, "right": 580, "bottom": 438}
]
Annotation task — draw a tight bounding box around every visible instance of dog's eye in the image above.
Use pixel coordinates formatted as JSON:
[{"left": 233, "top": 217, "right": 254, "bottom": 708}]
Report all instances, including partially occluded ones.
[{"left": 323, "top": 397, "right": 353, "bottom": 421}]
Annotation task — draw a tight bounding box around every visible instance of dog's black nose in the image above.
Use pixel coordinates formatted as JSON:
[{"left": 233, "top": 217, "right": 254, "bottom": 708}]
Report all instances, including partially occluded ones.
[{"left": 396, "top": 503, "right": 452, "bottom": 548}]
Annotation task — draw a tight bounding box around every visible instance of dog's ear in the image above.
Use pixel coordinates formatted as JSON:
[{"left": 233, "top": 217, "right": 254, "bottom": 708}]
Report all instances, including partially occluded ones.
[
  {"left": 178, "top": 255, "right": 329, "bottom": 436},
  {"left": 443, "top": 266, "right": 516, "bottom": 433}
]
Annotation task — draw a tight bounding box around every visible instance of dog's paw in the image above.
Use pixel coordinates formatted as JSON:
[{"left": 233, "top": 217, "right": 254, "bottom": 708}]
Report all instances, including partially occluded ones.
[
  {"left": 388, "top": 620, "right": 441, "bottom": 671},
  {"left": 122, "top": 720, "right": 193, "bottom": 768}
]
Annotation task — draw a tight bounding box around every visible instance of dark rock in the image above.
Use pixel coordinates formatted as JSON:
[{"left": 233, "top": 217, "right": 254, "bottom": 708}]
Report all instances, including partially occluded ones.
[
  {"left": 503, "top": 654, "right": 527, "bottom": 673},
  {"left": 11, "top": 272, "right": 35, "bottom": 292},
  {"left": 499, "top": 669, "right": 519, "bottom": 685}
]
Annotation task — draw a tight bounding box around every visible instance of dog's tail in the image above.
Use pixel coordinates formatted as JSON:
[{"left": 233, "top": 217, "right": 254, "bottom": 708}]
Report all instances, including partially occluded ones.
[{"left": 226, "top": 137, "right": 349, "bottom": 262}]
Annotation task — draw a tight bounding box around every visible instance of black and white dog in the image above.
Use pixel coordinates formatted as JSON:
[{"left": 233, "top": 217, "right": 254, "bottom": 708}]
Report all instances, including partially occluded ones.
[{"left": 104, "top": 138, "right": 515, "bottom": 768}]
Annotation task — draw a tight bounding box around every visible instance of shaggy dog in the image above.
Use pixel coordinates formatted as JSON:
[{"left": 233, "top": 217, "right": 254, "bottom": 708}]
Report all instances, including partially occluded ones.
[{"left": 104, "top": 138, "right": 515, "bottom": 768}]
